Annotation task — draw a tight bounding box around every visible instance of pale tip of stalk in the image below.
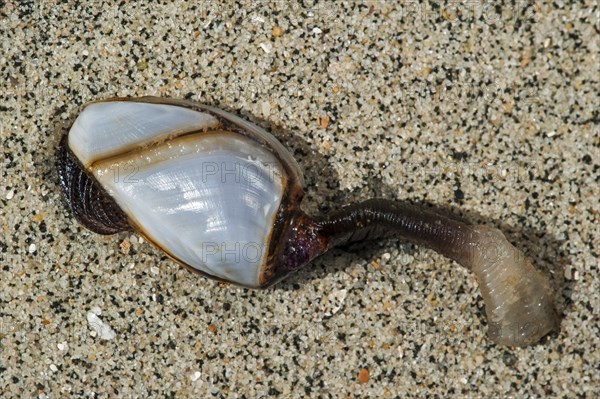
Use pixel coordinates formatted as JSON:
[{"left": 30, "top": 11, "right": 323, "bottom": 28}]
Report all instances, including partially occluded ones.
[{"left": 468, "top": 226, "right": 559, "bottom": 347}]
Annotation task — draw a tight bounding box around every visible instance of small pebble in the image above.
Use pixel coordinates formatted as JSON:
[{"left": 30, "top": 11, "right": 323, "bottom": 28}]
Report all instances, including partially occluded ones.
[
  {"left": 358, "top": 368, "right": 369, "bottom": 384},
  {"left": 120, "top": 239, "right": 131, "bottom": 255},
  {"left": 318, "top": 115, "right": 330, "bottom": 129},
  {"left": 502, "top": 351, "right": 518, "bottom": 367},
  {"left": 564, "top": 266, "right": 572, "bottom": 280},
  {"left": 261, "top": 101, "right": 271, "bottom": 117},
  {"left": 190, "top": 371, "right": 201, "bottom": 382},
  {"left": 259, "top": 42, "right": 272, "bottom": 54},
  {"left": 396, "top": 346, "right": 404, "bottom": 358},
  {"left": 271, "top": 26, "right": 283, "bottom": 37}
]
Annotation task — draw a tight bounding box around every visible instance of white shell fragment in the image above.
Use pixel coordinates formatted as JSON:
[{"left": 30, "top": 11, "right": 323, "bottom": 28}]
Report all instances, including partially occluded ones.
[
  {"left": 87, "top": 310, "right": 116, "bottom": 340},
  {"left": 68, "top": 101, "right": 288, "bottom": 287}
]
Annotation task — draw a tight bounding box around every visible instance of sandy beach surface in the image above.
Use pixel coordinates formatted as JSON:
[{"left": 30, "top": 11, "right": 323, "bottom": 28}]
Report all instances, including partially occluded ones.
[{"left": 1, "top": 1, "right": 598, "bottom": 398}]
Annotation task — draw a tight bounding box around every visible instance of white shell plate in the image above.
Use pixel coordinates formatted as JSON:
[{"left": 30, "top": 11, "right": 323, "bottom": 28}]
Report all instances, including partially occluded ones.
[
  {"left": 69, "top": 101, "right": 219, "bottom": 166},
  {"left": 68, "top": 101, "right": 286, "bottom": 287}
]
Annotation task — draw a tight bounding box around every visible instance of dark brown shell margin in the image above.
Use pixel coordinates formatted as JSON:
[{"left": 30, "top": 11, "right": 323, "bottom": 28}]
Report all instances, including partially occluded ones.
[{"left": 56, "top": 135, "right": 132, "bottom": 235}]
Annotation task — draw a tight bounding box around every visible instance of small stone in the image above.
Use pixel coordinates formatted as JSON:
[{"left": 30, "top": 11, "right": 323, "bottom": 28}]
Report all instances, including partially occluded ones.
[
  {"left": 324, "top": 289, "right": 348, "bottom": 316},
  {"left": 6, "top": 190, "right": 14, "bottom": 200},
  {"left": 28, "top": 243, "right": 36, "bottom": 253},
  {"left": 474, "top": 354, "right": 485, "bottom": 365},
  {"left": 50, "top": 364, "right": 58, "bottom": 373},
  {"left": 261, "top": 101, "right": 271, "bottom": 117},
  {"left": 519, "top": 49, "right": 531, "bottom": 68},
  {"left": 259, "top": 42, "right": 272, "bottom": 54},
  {"left": 396, "top": 346, "right": 404, "bottom": 358},
  {"left": 271, "top": 26, "right": 283, "bottom": 37},
  {"left": 137, "top": 61, "right": 148, "bottom": 71},
  {"left": 564, "top": 266, "right": 572, "bottom": 280},
  {"left": 120, "top": 239, "right": 131, "bottom": 255},
  {"left": 318, "top": 115, "right": 330, "bottom": 129},
  {"left": 502, "top": 101, "right": 514, "bottom": 114},
  {"left": 454, "top": 188, "right": 464, "bottom": 200},
  {"left": 502, "top": 351, "right": 517, "bottom": 367},
  {"left": 358, "top": 368, "right": 369, "bottom": 384},
  {"left": 399, "top": 254, "right": 413, "bottom": 266},
  {"left": 190, "top": 371, "right": 201, "bottom": 382}
]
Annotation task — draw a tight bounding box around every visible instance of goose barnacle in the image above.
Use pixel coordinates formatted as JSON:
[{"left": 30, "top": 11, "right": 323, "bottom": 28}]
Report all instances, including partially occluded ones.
[{"left": 56, "top": 97, "right": 559, "bottom": 346}]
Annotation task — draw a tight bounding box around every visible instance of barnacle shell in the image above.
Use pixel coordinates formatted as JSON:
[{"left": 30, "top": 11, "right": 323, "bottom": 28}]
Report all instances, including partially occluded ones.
[{"left": 58, "top": 97, "right": 304, "bottom": 288}]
